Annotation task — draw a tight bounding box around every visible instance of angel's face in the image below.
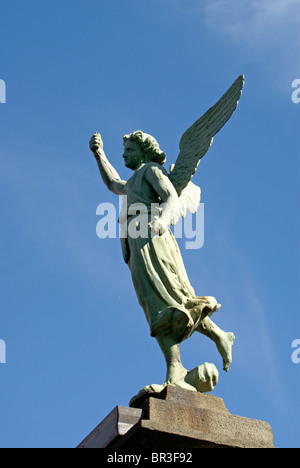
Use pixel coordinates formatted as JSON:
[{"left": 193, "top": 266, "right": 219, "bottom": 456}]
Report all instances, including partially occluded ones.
[{"left": 123, "top": 140, "right": 144, "bottom": 170}]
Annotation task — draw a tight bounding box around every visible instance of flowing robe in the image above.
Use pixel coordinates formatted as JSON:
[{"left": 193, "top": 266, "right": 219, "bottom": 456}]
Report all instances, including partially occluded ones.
[{"left": 119, "top": 162, "right": 218, "bottom": 343}]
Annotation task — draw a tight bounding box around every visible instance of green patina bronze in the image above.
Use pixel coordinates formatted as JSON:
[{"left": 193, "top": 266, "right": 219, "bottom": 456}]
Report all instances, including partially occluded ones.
[{"left": 89, "top": 76, "right": 244, "bottom": 403}]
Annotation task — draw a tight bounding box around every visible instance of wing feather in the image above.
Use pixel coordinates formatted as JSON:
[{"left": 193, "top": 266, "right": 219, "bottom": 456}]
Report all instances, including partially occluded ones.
[{"left": 169, "top": 75, "right": 245, "bottom": 196}]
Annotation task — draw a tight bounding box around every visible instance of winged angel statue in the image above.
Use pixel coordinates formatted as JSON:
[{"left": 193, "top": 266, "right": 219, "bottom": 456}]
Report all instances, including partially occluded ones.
[{"left": 89, "top": 75, "right": 244, "bottom": 402}]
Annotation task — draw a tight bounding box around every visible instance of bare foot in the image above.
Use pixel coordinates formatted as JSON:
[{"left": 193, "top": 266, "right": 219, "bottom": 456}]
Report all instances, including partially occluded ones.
[
  {"left": 216, "top": 332, "right": 235, "bottom": 372},
  {"left": 166, "top": 364, "right": 195, "bottom": 392}
]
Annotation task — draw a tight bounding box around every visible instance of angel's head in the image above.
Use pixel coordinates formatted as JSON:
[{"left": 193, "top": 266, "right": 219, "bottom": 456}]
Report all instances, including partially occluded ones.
[{"left": 123, "top": 131, "right": 166, "bottom": 170}]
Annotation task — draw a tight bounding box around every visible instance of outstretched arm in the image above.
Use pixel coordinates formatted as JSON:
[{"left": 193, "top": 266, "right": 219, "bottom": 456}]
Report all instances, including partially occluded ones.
[{"left": 89, "top": 133, "right": 126, "bottom": 195}]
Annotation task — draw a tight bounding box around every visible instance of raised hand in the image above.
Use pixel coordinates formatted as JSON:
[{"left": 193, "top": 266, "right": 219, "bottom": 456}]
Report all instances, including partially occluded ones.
[{"left": 89, "top": 132, "right": 103, "bottom": 156}]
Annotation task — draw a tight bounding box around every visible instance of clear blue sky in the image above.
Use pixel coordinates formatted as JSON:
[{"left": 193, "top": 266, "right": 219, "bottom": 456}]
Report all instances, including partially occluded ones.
[{"left": 0, "top": 0, "right": 299, "bottom": 448}]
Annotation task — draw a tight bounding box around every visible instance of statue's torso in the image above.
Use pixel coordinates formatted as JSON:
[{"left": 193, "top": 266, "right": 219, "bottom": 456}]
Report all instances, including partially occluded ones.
[{"left": 125, "top": 162, "right": 166, "bottom": 207}]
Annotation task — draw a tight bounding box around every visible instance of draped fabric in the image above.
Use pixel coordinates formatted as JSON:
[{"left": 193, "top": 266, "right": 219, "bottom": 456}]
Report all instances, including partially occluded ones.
[{"left": 119, "top": 162, "right": 218, "bottom": 342}]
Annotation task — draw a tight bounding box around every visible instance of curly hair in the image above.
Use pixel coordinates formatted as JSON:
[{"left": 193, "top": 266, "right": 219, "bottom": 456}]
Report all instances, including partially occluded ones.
[{"left": 123, "top": 130, "right": 166, "bottom": 166}]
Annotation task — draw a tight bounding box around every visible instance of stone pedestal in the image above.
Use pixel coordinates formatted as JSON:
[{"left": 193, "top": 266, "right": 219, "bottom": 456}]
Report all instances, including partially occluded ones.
[{"left": 77, "top": 386, "right": 274, "bottom": 449}]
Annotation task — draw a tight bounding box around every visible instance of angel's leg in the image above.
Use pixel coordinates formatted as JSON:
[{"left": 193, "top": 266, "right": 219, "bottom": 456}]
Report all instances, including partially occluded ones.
[
  {"left": 196, "top": 317, "right": 235, "bottom": 372},
  {"left": 155, "top": 331, "right": 188, "bottom": 384}
]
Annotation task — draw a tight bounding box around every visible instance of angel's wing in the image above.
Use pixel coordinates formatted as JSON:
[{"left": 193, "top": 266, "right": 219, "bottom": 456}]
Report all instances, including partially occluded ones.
[
  {"left": 169, "top": 75, "right": 245, "bottom": 197},
  {"left": 168, "top": 164, "right": 201, "bottom": 226}
]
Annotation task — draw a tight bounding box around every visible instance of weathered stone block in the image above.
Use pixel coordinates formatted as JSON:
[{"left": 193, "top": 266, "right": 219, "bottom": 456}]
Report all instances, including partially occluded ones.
[{"left": 78, "top": 386, "right": 274, "bottom": 449}]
